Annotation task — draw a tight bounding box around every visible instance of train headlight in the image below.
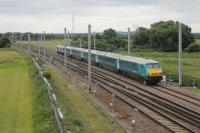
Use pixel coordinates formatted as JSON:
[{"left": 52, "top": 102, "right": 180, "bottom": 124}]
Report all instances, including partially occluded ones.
[{"left": 148, "top": 73, "right": 151, "bottom": 76}]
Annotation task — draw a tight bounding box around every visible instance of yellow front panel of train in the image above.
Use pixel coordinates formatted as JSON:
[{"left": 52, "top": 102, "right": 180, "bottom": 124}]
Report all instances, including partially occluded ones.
[{"left": 148, "top": 68, "right": 162, "bottom": 77}]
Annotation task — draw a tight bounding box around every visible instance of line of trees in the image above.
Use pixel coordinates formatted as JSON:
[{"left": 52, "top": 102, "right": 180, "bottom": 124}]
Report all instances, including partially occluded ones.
[
  {"left": 1, "top": 20, "right": 198, "bottom": 52},
  {"left": 71, "top": 21, "right": 195, "bottom": 52}
]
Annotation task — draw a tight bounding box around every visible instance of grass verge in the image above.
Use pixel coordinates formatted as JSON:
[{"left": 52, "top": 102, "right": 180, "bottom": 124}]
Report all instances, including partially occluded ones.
[
  {"left": 29, "top": 58, "right": 59, "bottom": 133},
  {"left": 45, "top": 67, "right": 126, "bottom": 133}
]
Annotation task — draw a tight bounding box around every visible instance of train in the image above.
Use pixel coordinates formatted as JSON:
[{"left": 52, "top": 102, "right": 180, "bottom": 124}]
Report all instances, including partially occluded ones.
[{"left": 56, "top": 45, "right": 163, "bottom": 85}]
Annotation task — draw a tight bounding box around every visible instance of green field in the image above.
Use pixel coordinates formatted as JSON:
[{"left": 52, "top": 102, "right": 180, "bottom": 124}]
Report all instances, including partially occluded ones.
[
  {"left": 46, "top": 67, "right": 126, "bottom": 133},
  {"left": 20, "top": 39, "right": 63, "bottom": 50},
  {"left": 0, "top": 49, "right": 58, "bottom": 133},
  {"left": 0, "top": 49, "right": 32, "bottom": 133}
]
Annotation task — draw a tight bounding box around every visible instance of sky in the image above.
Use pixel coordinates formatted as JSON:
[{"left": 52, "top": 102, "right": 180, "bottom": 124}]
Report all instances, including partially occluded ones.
[{"left": 0, "top": 0, "right": 199, "bottom": 33}]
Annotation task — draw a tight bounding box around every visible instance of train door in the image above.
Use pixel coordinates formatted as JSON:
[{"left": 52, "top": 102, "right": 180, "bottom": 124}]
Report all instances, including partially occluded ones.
[{"left": 139, "top": 64, "right": 146, "bottom": 77}]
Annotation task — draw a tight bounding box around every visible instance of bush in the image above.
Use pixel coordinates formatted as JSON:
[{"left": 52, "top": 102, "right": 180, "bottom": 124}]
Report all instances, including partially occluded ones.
[
  {"left": 43, "top": 71, "right": 52, "bottom": 79},
  {"left": 185, "top": 43, "right": 200, "bottom": 52},
  {"left": 0, "top": 38, "right": 11, "bottom": 48}
]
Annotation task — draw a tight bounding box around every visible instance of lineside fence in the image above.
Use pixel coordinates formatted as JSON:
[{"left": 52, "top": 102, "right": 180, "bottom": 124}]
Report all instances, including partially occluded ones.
[{"left": 14, "top": 44, "right": 64, "bottom": 133}]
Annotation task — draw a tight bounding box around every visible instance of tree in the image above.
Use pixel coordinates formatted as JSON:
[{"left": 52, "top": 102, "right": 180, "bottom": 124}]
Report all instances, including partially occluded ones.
[
  {"left": 134, "top": 27, "right": 149, "bottom": 46},
  {"left": 101, "top": 28, "right": 124, "bottom": 51},
  {"left": 151, "top": 21, "right": 194, "bottom": 51},
  {"left": 133, "top": 20, "right": 194, "bottom": 51},
  {"left": 102, "top": 28, "right": 117, "bottom": 41},
  {"left": 0, "top": 38, "right": 11, "bottom": 48}
]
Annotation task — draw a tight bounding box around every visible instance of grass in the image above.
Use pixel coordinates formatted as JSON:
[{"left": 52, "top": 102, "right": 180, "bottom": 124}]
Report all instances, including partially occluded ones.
[
  {"left": 0, "top": 49, "right": 59, "bottom": 133},
  {"left": 45, "top": 67, "right": 126, "bottom": 133},
  {"left": 30, "top": 59, "right": 59, "bottom": 133},
  {"left": 0, "top": 50, "right": 32, "bottom": 133},
  {"left": 20, "top": 39, "right": 63, "bottom": 50}
]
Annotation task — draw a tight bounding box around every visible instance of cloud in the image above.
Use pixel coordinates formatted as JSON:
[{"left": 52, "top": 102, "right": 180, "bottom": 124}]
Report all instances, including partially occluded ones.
[
  {"left": 1, "top": 0, "right": 199, "bottom": 15},
  {"left": 0, "top": 0, "right": 199, "bottom": 32}
]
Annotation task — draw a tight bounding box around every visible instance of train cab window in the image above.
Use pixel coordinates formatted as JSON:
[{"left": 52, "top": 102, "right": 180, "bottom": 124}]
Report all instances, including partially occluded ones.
[{"left": 146, "top": 63, "right": 160, "bottom": 68}]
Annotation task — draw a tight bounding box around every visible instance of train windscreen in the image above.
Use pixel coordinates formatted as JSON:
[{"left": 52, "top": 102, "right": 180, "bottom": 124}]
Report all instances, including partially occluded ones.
[{"left": 146, "top": 63, "right": 160, "bottom": 68}]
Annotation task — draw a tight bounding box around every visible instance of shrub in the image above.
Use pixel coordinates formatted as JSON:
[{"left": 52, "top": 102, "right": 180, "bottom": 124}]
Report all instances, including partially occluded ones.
[
  {"left": 43, "top": 71, "right": 52, "bottom": 79},
  {"left": 0, "top": 38, "right": 11, "bottom": 48},
  {"left": 185, "top": 43, "right": 200, "bottom": 52}
]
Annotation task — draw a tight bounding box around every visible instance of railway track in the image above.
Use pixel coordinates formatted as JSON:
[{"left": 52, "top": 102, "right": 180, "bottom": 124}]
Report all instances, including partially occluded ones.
[
  {"left": 17, "top": 44, "right": 200, "bottom": 133},
  {"left": 37, "top": 46, "right": 200, "bottom": 105},
  {"left": 153, "top": 85, "right": 200, "bottom": 107},
  {"left": 46, "top": 47, "right": 200, "bottom": 109}
]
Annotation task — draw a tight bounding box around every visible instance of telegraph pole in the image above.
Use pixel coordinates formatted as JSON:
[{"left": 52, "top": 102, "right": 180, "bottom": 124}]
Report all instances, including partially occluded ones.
[
  {"left": 28, "top": 32, "right": 31, "bottom": 52},
  {"left": 52, "top": 32, "right": 54, "bottom": 40},
  {"left": 72, "top": 14, "right": 75, "bottom": 34},
  {"left": 67, "top": 31, "right": 70, "bottom": 46},
  {"left": 39, "top": 34, "right": 42, "bottom": 57},
  {"left": 64, "top": 27, "right": 67, "bottom": 72},
  {"left": 20, "top": 33, "right": 22, "bottom": 50},
  {"left": 13, "top": 32, "right": 15, "bottom": 44},
  {"left": 80, "top": 39, "right": 82, "bottom": 48},
  {"left": 178, "top": 22, "right": 182, "bottom": 86},
  {"left": 12, "top": 33, "right": 14, "bottom": 45},
  {"left": 88, "top": 24, "right": 92, "bottom": 91},
  {"left": 43, "top": 31, "right": 46, "bottom": 41},
  {"left": 37, "top": 33, "right": 40, "bottom": 57},
  {"left": 43, "top": 31, "right": 46, "bottom": 60},
  {"left": 94, "top": 32, "right": 96, "bottom": 50},
  {"left": 80, "top": 39, "right": 83, "bottom": 58},
  {"left": 128, "top": 27, "right": 130, "bottom": 55}
]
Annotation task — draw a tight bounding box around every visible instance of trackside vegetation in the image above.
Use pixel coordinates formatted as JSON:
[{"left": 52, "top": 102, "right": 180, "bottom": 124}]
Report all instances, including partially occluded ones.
[
  {"left": 30, "top": 60, "right": 59, "bottom": 133},
  {"left": 45, "top": 67, "right": 126, "bottom": 133},
  {"left": 185, "top": 42, "right": 200, "bottom": 52}
]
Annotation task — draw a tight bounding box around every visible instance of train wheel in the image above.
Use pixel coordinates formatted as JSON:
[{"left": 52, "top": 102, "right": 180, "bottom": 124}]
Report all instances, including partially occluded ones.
[{"left": 152, "top": 81, "right": 157, "bottom": 85}]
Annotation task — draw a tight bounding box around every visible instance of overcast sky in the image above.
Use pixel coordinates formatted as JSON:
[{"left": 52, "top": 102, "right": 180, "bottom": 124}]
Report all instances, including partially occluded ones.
[{"left": 0, "top": 0, "right": 199, "bottom": 33}]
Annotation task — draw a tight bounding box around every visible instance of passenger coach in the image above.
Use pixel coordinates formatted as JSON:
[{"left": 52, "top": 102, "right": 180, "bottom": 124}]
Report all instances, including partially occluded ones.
[{"left": 56, "top": 45, "right": 163, "bottom": 85}]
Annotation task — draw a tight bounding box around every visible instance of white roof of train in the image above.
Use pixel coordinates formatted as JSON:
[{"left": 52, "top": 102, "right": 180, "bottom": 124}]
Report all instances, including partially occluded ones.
[{"left": 57, "top": 45, "right": 159, "bottom": 64}]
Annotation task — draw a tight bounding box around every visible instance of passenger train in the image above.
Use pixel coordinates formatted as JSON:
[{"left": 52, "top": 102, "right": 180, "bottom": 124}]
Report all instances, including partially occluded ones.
[{"left": 56, "top": 45, "right": 163, "bottom": 85}]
